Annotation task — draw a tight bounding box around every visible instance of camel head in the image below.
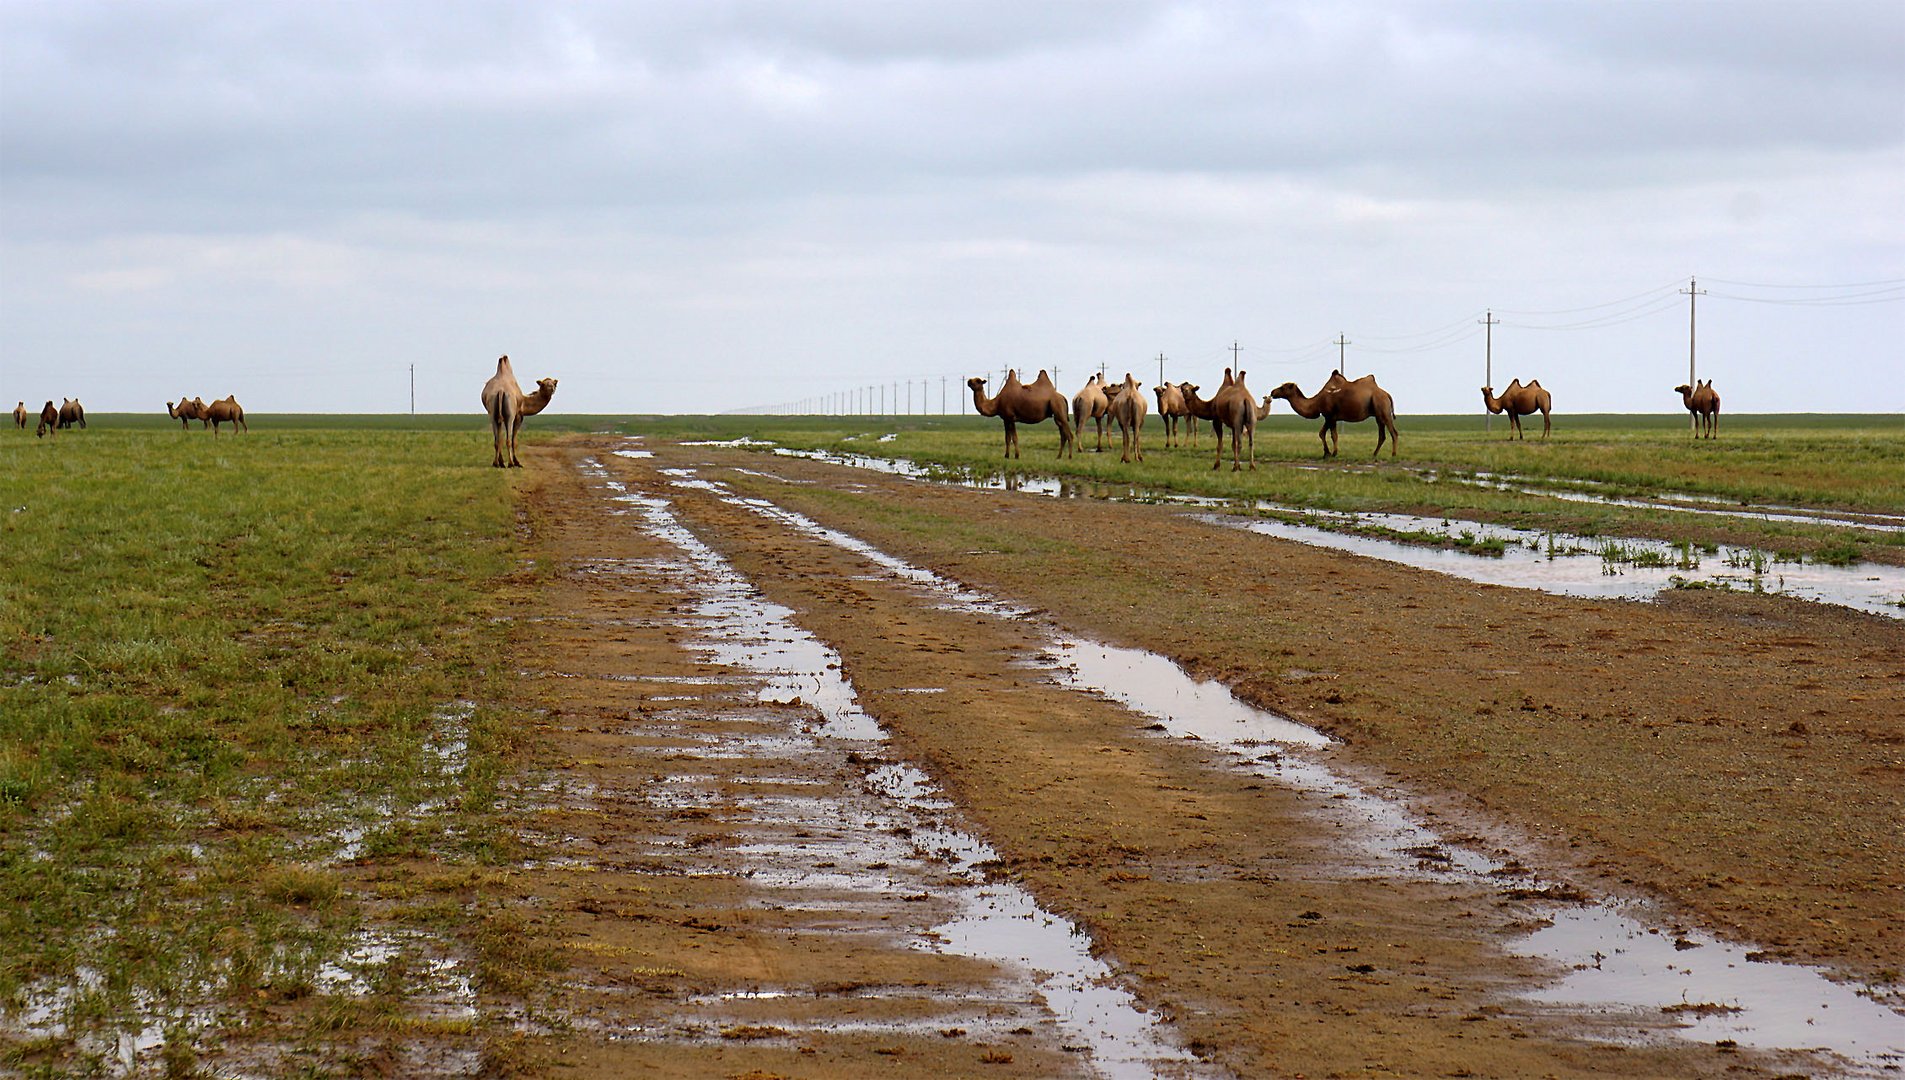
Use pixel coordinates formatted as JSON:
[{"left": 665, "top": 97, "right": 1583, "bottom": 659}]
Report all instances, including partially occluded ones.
[
  {"left": 967, "top": 376, "right": 987, "bottom": 393},
  {"left": 1672, "top": 383, "right": 1692, "bottom": 397},
  {"left": 535, "top": 377, "right": 558, "bottom": 397},
  {"left": 1270, "top": 382, "right": 1301, "bottom": 402}
]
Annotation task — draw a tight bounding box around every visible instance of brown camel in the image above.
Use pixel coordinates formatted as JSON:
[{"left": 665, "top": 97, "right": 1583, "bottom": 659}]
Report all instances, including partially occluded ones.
[
  {"left": 12, "top": 402, "right": 25, "bottom": 429},
  {"left": 202, "top": 395, "right": 248, "bottom": 436},
  {"left": 968, "top": 369, "right": 1076, "bottom": 460},
  {"left": 36, "top": 401, "right": 57, "bottom": 438},
  {"left": 1105, "top": 373, "right": 1148, "bottom": 463},
  {"left": 1480, "top": 378, "right": 1552, "bottom": 440},
  {"left": 1072, "top": 373, "right": 1112, "bottom": 452},
  {"left": 166, "top": 398, "right": 207, "bottom": 429},
  {"left": 1269, "top": 372, "right": 1399, "bottom": 458},
  {"left": 1673, "top": 380, "right": 1720, "bottom": 439},
  {"left": 1186, "top": 368, "right": 1257, "bottom": 471},
  {"left": 481, "top": 355, "right": 557, "bottom": 467},
  {"left": 1152, "top": 382, "right": 1193, "bottom": 448},
  {"left": 57, "top": 398, "right": 86, "bottom": 429}
]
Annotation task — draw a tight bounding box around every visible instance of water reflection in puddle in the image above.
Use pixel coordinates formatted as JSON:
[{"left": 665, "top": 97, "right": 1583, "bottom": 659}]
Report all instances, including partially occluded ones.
[
  {"left": 761, "top": 447, "right": 1905, "bottom": 618},
  {"left": 583, "top": 457, "right": 1201, "bottom": 1077},
  {"left": 654, "top": 457, "right": 1903, "bottom": 1074}
]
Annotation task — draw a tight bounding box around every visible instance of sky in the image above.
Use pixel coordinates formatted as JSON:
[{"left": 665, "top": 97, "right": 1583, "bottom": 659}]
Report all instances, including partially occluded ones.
[{"left": 2, "top": 0, "right": 1901, "bottom": 416}]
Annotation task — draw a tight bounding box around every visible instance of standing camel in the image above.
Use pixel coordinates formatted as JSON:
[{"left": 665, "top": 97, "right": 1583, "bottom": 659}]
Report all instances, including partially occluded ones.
[
  {"left": 1105, "top": 373, "right": 1148, "bottom": 463},
  {"left": 36, "top": 401, "right": 58, "bottom": 438},
  {"left": 1480, "top": 379, "right": 1552, "bottom": 440},
  {"left": 57, "top": 399, "right": 86, "bottom": 429},
  {"left": 1269, "top": 373, "right": 1399, "bottom": 458},
  {"left": 167, "top": 398, "right": 207, "bottom": 429},
  {"left": 1191, "top": 368, "right": 1257, "bottom": 471},
  {"left": 1072, "top": 374, "right": 1112, "bottom": 453},
  {"left": 203, "top": 395, "right": 248, "bottom": 436},
  {"left": 1673, "top": 381, "right": 1720, "bottom": 439},
  {"left": 1153, "top": 382, "right": 1192, "bottom": 448},
  {"left": 968, "top": 370, "right": 1076, "bottom": 460},
  {"left": 11, "top": 402, "right": 25, "bottom": 429},
  {"left": 481, "top": 356, "right": 558, "bottom": 467}
]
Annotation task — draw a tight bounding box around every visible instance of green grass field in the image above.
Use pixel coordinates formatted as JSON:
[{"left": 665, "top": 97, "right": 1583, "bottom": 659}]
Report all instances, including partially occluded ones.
[{"left": 0, "top": 426, "right": 531, "bottom": 1073}]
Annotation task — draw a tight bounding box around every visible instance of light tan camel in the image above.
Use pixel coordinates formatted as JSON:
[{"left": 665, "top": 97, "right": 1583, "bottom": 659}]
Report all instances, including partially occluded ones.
[
  {"left": 167, "top": 398, "right": 207, "bottom": 429},
  {"left": 58, "top": 399, "right": 86, "bottom": 430},
  {"left": 1269, "top": 373, "right": 1399, "bottom": 458},
  {"left": 36, "top": 401, "right": 57, "bottom": 438},
  {"left": 1673, "top": 380, "right": 1720, "bottom": 439},
  {"left": 481, "top": 356, "right": 558, "bottom": 467},
  {"left": 1072, "top": 373, "right": 1112, "bottom": 452},
  {"left": 968, "top": 369, "right": 1076, "bottom": 459},
  {"left": 1481, "top": 379, "right": 1552, "bottom": 440},
  {"left": 1105, "top": 373, "right": 1148, "bottom": 463},
  {"left": 1152, "top": 382, "right": 1192, "bottom": 448},
  {"left": 203, "top": 395, "right": 248, "bottom": 436},
  {"left": 12, "top": 402, "right": 25, "bottom": 429}
]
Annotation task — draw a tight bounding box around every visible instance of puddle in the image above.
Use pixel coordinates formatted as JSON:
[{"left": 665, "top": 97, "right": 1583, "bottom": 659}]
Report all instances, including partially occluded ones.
[
  {"left": 579, "top": 456, "right": 1203, "bottom": 1077},
  {"left": 759, "top": 446, "right": 1905, "bottom": 618},
  {"left": 1450, "top": 470, "right": 1905, "bottom": 534},
  {"left": 652, "top": 455, "right": 1903, "bottom": 1075}
]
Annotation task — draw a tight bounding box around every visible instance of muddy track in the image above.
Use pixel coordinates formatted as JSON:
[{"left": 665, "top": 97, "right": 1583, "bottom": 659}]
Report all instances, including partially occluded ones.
[{"left": 499, "top": 437, "right": 1902, "bottom": 1078}]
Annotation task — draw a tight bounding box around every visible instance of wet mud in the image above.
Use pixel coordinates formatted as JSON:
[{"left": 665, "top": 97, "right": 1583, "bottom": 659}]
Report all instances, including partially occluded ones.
[{"left": 496, "top": 436, "right": 1903, "bottom": 1078}]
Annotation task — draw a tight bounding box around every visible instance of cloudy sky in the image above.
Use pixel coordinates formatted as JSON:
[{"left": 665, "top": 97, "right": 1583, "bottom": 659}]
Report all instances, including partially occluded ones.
[{"left": 3, "top": 1, "right": 1901, "bottom": 416}]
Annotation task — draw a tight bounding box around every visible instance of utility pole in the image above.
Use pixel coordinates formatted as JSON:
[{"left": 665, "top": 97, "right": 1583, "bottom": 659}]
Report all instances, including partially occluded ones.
[
  {"left": 1479, "top": 311, "right": 1499, "bottom": 433},
  {"left": 1680, "top": 276, "right": 1706, "bottom": 432},
  {"left": 1333, "top": 334, "right": 1350, "bottom": 376},
  {"left": 1157, "top": 353, "right": 1166, "bottom": 387},
  {"left": 409, "top": 364, "right": 415, "bottom": 416},
  {"left": 1229, "top": 341, "right": 1242, "bottom": 372}
]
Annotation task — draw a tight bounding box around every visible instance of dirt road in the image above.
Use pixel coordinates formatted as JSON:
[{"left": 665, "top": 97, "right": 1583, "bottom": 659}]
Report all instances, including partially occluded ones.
[{"left": 497, "top": 436, "right": 1902, "bottom": 1078}]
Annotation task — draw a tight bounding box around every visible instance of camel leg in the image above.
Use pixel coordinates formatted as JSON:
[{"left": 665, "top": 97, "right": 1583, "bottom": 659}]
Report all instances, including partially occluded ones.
[
  {"left": 1004, "top": 418, "right": 1018, "bottom": 459},
  {"left": 509, "top": 413, "right": 526, "bottom": 467},
  {"left": 1056, "top": 415, "right": 1076, "bottom": 459},
  {"left": 491, "top": 415, "right": 508, "bottom": 468},
  {"left": 1541, "top": 411, "right": 1551, "bottom": 440}
]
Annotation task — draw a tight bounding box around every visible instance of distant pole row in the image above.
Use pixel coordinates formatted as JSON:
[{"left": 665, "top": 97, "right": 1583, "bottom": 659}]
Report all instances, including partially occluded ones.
[{"left": 744, "top": 277, "right": 1714, "bottom": 419}]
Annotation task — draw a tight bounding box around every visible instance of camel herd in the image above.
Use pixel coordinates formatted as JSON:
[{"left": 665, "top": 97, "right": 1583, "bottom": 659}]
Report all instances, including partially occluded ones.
[
  {"left": 970, "top": 369, "right": 1725, "bottom": 463},
  {"left": 165, "top": 395, "right": 249, "bottom": 435},
  {"left": 12, "top": 398, "right": 85, "bottom": 438}
]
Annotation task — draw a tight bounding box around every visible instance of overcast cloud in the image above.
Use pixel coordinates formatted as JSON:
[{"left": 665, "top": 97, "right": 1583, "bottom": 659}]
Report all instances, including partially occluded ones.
[{"left": 3, "top": 0, "right": 1901, "bottom": 415}]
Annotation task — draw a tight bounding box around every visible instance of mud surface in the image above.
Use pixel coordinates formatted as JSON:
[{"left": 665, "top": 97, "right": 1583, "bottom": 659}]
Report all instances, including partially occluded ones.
[{"left": 499, "top": 436, "right": 1903, "bottom": 1078}]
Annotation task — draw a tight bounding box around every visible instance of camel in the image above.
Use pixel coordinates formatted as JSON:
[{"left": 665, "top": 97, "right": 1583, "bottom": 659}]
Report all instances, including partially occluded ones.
[
  {"left": 1105, "top": 373, "right": 1148, "bottom": 463},
  {"left": 58, "top": 398, "right": 85, "bottom": 429},
  {"left": 1182, "top": 368, "right": 1257, "bottom": 471},
  {"left": 36, "top": 401, "right": 57, "bottom": 438},
  {"left": 166, "top": 398, "right": 207, "bottom": 429},
  {"left": 202, "top": 395, "right": 248, "bottom": 436},
  {"left": 1480, "top": 379, "right": 1552, "bottom": 440},
  {"left": 1269, "top": 373, "right": 1399, "bottom": 458},
  {"left": 1153, "top": 382, "right": 1193, "bottom": 448},
  {"left": 1673, "top": 380, "right": 1720, "bottom": 439},
  {"left": 967, "top": 369, "right": 1076, "bottom": 460},
  {"left": 1072, "top": 374, "right": 1112, "bottom": 452},
  {"left": 481, "top": 355, "right": 557, "bottom": 467},
  {"left": 12, "top": 402, "right": 25, "bottom": 429}
]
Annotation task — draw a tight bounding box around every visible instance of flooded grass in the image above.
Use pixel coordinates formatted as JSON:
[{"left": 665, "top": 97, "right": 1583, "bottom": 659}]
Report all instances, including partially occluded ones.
[{"left": 0, "top": 429, "right": 525, "bottom": 1072}]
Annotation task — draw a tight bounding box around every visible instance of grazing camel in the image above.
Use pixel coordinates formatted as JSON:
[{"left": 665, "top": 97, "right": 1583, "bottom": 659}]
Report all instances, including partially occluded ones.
[
  {"left": 1072, "top": 373, "right": 1112, "bottom": 453},
  {"left": 36, "top": 401, "right": 58, "bottom": 438},
  {"left": 58, "top": 399, "right": 86, "bottom": 429},
  {"left": 1269, "top": 373, "right": 1400, "bottom": 458},
  {"left": 167, "top": 398, "right": 207, "bottom": 429},
  {"left": 202, "top": 395, "right": 248, "bottom": 436},
  {"left": 12, "top": 402, "right": 25, "bottom": 429},
  {"left": 1480, "top": 379, "right": 1552, "bottom": 440},
  {"left": 1153, "top": 382, "right": 1192, "bottom": 448},
  {"left": 1105, "top": 373, "right": 1148, "bottom": 463},
  {"left": 967, "top": 369, "right": 1076, "bottom": 460},
  {"left": 481, "top": 355, "right": 557, "bottom": 467},
  {"left": 1673, "top": 381, "right": 1720, "bottom": 439}
]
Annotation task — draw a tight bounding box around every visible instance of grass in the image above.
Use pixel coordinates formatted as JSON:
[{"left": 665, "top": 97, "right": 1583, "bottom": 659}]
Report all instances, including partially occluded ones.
[{"left": 0, "top": 425, "right": 527, "bottom": 1072}]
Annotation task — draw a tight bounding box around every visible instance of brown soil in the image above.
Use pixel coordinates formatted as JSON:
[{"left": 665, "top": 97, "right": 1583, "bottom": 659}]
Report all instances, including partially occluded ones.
[{"left": 492, "top": 435, "right": 1902, "bottom": 1079}]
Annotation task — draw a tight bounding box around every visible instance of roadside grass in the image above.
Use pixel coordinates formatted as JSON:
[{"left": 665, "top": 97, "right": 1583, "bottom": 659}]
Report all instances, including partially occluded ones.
[
  {"left": 616, "top": 413, "right": 1904, "bottom": 561},
  {"left": 0, "top": 427, "right": 529, "bottom": 1073}
]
